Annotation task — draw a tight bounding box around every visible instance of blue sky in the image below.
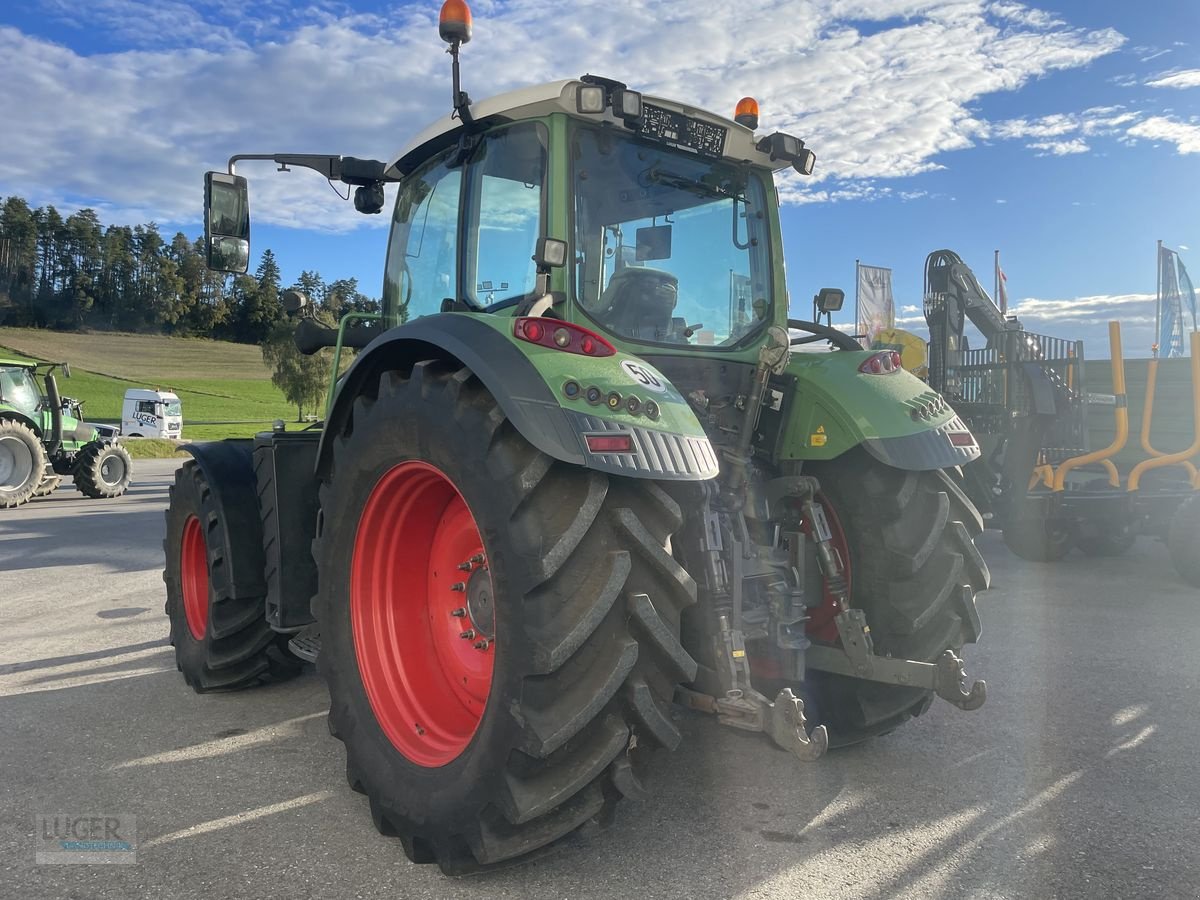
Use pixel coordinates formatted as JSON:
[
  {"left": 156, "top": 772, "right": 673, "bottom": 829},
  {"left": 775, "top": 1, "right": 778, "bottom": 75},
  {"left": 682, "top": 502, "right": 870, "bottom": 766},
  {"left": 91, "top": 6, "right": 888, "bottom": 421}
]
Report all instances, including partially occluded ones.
[{"left": 1, "top": 0, "right": 1197, "bottom": 356}]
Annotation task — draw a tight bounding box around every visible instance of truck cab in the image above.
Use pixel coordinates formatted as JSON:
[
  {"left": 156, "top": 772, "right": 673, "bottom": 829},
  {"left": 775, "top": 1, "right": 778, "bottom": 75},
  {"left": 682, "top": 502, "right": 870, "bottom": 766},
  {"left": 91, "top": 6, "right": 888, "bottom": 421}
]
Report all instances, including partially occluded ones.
[{"left": 122, "top": 388, "right": 183, "bottom": 439}]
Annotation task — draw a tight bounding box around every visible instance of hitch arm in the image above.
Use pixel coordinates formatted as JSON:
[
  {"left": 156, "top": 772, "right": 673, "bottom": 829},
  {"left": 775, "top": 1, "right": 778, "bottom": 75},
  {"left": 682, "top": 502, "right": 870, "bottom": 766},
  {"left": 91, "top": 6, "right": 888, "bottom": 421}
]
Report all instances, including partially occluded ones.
[{"left": 806, "top": 607, "right": 987, "bottom": 711}]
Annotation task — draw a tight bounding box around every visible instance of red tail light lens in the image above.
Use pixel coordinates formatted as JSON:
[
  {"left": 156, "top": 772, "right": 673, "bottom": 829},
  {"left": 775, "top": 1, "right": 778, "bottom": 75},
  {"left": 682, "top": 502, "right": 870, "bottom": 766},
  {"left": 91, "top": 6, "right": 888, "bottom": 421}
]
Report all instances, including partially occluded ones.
[
  {"left": 514, "top": 318, "right": 616, "bottom": 357},
  {"left": 858, "top": 350, "right": 902, "bottom": 375},
  {"left": 585, "top": 434, "right": 634, "bottom": 453}
]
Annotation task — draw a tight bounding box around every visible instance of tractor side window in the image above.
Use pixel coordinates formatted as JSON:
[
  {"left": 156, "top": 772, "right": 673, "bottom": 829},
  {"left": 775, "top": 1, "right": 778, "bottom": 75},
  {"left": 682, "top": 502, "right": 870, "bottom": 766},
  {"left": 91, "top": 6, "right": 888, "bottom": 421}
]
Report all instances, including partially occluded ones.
[
  {"left": 384, "top": 153, "right": 462, "bottom": 325},
  {"left": 463, "top": 122, "right": 547, "bottom": 306},
  {"left": 0, "top": 368, "right": 41, "bottom": 417}
]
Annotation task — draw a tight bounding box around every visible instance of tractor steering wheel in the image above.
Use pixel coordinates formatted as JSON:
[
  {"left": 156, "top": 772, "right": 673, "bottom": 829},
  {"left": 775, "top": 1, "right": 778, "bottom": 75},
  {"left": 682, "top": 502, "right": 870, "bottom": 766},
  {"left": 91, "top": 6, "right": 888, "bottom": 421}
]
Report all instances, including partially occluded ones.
[{"left": 787, "top": 319, "right": 862, "bottom": 352}]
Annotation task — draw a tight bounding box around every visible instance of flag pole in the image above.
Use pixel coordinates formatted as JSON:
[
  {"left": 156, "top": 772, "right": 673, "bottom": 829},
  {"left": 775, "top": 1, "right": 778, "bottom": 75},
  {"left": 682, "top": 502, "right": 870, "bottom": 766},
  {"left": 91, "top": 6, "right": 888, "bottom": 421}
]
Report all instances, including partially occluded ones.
[
  {"left": 994, "top": 249, "right": 1004, "bottom": 316},
  {"left": 1155, "top": 239, "right": 1162, "bottom": 359},
  {"left": 854, "top": 258, "right": 860, "bottom": 334}
]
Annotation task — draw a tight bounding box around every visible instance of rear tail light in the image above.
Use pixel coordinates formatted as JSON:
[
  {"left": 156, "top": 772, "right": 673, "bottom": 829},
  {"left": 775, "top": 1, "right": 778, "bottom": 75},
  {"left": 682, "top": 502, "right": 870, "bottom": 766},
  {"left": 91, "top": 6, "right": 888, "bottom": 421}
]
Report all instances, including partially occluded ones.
[
  {"left": 514, "top": 317, "right": 616, "bottom": 357},
  {"left": 585, "top": 434, "right": 634, "bottom": 453},
  {"left": 858, "top": 350, "right": 902, "bottom": 375}
]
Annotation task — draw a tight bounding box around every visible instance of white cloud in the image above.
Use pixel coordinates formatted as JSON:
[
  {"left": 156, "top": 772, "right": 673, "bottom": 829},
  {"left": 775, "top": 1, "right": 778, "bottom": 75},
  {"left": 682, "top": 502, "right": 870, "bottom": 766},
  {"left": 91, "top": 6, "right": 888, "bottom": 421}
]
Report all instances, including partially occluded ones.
[
  {"left": 1027, "top": 138, "right": 1090, "bottom": 155},
  {"left": 1147, "top": 69, "right": 1200, "bottom": 89},
  {"left": 0, "top": 1, "right": 1126, "bottom": 232},
  {"left": 1127, "top": 116, "right": 1200, "bottom": 154}
]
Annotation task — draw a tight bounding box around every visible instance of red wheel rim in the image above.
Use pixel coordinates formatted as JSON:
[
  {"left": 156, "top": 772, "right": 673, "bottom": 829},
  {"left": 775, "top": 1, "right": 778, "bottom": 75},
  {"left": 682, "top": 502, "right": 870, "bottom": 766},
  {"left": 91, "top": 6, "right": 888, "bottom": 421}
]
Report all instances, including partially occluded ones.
[
  {"left": 804, "top": 494, "right": 852, "bottom": 643},
  {"left": 180, "top": 515, "right": 210, "bottom": 641},
  {"left": 351, "top": 460, "right": 494, "bottom": 768}
]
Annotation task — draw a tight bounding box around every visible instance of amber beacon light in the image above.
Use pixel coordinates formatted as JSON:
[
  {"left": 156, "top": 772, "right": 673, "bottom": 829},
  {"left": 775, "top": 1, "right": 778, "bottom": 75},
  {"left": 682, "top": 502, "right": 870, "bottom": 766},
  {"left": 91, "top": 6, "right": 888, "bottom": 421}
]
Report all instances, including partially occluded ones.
[
  {"left": 735, "top": 97, "right": 759, "bottom": 130},
  {"left": 439, "top": 0, "right": 473, "bottom": 44}
]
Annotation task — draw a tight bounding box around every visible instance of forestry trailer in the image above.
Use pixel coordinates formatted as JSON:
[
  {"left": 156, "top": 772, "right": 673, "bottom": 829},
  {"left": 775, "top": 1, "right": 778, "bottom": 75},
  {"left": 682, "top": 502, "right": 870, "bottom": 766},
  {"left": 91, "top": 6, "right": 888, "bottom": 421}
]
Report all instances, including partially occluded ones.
[{"left": 164, "top": 0, "right": 990, "bottom": 874}]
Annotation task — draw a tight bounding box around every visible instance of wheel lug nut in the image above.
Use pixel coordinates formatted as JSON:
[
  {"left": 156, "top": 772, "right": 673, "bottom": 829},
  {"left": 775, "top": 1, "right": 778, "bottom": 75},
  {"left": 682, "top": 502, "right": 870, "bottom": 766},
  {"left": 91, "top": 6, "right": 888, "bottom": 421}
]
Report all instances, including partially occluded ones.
[
  {"left": 450, "top": 582, "right": 466, "bottom": 592},
  {"left": 450, "top": 608, "right": 467, "bottom": 618},
  {"left": 474, "top": 639, "right": 492, "bottom": 651},
  {"left": 469, "top": 554, "right": 485, "bottom": 565},
  {"left": 460, "top": 629, "right": 476, "bottom": 640},
  {"left": 457, "top": 561, "right": 472, "bottom": 571}
]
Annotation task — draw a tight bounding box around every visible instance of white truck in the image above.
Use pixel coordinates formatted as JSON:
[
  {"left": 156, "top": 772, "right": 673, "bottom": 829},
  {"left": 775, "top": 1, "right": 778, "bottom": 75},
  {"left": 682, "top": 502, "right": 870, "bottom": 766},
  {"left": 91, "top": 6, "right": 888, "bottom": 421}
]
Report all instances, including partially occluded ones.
[{"left": 122, "top": 388, "right": 183, "bottom": 439}]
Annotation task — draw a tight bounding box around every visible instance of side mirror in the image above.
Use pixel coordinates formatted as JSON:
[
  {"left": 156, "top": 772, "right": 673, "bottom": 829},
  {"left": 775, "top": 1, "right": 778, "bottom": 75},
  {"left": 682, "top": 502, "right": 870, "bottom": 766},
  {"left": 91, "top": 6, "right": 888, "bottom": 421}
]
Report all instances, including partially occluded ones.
[
  {"left": 815, "top": 287, "right": 845, "bottom": 313},
  {"left": 281, "top": 289, "right": 311, "bottom": 316},
  {"left": 204, "top": 171, "right": 251, "bottom": 274}
]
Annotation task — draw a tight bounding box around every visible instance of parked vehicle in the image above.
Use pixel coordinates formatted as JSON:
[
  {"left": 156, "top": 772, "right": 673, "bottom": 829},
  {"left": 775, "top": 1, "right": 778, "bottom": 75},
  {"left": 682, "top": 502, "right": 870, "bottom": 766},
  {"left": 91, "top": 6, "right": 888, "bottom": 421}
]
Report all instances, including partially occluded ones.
[
  {"left": 0, "top": 358, "right": 133, "bottom": 507},
  {"left": 162, "top": 1, "right": 990, "bottom": 875},
  {"left": 122, "top": 388, "right": 183, "bottom": 439}
]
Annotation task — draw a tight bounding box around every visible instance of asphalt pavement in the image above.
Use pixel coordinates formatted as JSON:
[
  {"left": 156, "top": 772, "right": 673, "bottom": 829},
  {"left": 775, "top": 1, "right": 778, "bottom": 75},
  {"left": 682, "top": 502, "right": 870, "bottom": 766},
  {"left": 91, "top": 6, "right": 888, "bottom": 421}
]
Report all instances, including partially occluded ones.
[{"left": 2, "top": 458, "right": 1198, "bottom": 899}]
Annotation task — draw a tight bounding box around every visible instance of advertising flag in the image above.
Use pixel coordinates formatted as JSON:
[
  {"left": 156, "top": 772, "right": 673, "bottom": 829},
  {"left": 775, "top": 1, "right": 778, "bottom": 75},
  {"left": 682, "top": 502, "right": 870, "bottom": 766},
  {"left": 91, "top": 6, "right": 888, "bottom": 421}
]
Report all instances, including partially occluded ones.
[
  {"left": 856, "top": 263, "right": 894, "bottom": 346},
  {"left": 1159, "top": 246, "right": 1187, "bottom": 358}
]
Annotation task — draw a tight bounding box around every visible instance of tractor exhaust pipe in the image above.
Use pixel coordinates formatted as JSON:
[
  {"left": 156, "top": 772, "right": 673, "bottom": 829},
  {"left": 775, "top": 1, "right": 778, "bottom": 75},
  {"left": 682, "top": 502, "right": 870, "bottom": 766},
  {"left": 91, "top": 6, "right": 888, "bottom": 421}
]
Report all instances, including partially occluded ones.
[{"left": 43, "top": 373, "right": 63, "bottom": 457}]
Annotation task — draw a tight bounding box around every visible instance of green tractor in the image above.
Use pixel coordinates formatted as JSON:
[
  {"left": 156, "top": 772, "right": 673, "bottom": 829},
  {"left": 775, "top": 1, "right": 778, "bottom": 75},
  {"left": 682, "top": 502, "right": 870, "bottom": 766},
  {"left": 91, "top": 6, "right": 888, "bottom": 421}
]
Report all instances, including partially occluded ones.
[
  {"left": 0, "top": 358, "right": 133, "bottom": 508},
  {"left": 163, "top": 1, "right": 989, "bottom": 875}
]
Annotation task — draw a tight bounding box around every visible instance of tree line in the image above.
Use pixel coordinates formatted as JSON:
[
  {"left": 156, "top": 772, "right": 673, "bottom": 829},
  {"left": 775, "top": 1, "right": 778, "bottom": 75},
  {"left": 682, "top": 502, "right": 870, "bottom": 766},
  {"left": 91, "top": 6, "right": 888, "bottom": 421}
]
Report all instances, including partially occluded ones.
[{"left": 0, "top": 195, "right": 379, "bottom": 344}]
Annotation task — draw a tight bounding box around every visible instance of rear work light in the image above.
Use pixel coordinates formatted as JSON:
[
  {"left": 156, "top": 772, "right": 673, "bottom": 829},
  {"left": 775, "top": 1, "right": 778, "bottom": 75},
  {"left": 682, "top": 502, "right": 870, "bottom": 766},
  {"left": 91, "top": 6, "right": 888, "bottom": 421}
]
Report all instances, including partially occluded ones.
[
  {"left": 858, "top": 350, "right": 902, "bottom": 375},
  {"left": 585, "top": 433, "right": 635, "bottom": 453},
  {"left": 513, "top": 317, "right": 616, "bottom": 357}
]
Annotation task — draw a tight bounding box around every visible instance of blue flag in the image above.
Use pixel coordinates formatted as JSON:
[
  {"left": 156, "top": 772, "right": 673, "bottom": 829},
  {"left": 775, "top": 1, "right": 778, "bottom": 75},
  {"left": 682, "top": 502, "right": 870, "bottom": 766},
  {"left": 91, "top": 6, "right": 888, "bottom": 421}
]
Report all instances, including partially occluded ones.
[{"left": 1159, "top": 248, "right": 1186, "bottom": 358}]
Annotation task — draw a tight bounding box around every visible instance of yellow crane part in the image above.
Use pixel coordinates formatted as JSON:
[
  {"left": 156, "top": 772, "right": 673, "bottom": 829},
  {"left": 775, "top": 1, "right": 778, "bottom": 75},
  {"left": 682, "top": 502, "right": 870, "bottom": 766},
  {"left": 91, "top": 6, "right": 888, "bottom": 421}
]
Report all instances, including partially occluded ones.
[{"left": 1128, "top": 331, "right": 1200, "bottom": 491}]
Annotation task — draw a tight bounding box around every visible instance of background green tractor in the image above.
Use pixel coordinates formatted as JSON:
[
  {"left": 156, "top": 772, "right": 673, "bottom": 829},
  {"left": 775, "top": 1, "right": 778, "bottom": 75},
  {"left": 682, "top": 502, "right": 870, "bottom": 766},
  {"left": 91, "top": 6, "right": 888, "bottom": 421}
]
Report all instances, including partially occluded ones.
[
  {"left": 0, "top": 358, "right": 133, "bottom": 507},
  {"left": 163, "top": 1, "right": 989, "bottom": 876}
]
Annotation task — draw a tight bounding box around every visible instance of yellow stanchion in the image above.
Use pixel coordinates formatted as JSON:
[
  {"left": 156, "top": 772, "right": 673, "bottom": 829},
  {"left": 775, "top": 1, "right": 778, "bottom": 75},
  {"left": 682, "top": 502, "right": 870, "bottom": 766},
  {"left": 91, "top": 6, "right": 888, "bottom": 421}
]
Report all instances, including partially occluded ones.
[
  {"left": 1053, "top": 322, "right": 1128, "bottom": 492},
  {"left": 1137, "top": 357, "right": 1198, "bottom": 482},
  {"left": 1128, "top": 331, "right": 1200, "bottom": 491}
]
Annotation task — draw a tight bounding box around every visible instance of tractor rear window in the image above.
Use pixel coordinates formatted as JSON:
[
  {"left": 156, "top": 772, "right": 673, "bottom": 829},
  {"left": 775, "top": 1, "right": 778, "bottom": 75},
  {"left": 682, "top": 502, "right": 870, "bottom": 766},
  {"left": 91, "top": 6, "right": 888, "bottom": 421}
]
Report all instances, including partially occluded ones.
[{"left": 571, "top": 123, "right": 773, "bottom": 349}]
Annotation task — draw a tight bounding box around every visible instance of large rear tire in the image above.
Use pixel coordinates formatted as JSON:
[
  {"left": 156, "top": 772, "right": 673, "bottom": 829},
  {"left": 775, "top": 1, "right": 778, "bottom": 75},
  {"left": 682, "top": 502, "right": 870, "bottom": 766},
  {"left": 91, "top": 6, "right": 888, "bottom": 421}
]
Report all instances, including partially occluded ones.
[
  {"left": 1168, "top": 493, "right": 1200, "bottom": 588},
  {"left": 73, "top": 440, "right": 133, "bottom": 499},
  {"left": 804, "top": 449, "right": 990, "bottom": 744},
  {"left": 162, "top": 460, "right": 302, "bottom": 691},
  {"left": 314, "top": 360, "right": 696, "bottom": 874},
  {"left": 0, "top": 419, "right": 46, "bottom": 509},
  {"left": 1002, "top": 516, "right": 1074, "bottom": 562}
]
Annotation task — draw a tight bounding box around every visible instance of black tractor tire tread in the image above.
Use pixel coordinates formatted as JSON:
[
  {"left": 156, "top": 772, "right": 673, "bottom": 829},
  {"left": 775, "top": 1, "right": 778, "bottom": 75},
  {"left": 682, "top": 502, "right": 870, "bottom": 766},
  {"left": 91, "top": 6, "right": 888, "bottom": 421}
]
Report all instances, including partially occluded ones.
[
  {"left": 1002, "top": 517, "right": 1074, "bottom": 562},
  {"left": 72, "top": 440, "right": 133, "bottom": 499},
  {"left": 33, "top": 472, "right": 63, "bottom": 498},
  {"left": 1168, "top": 493, "right": 1200, "bottom": 588},
  {"left": 807, "top": 449, "right": 989, "bottom": 744},
  {"left": 162, "top": 461, "right": 303, "bottom": 692},
  {"left": 0, "top": 419, "right": 47, "bottom": 508},
  {"left": 314, "top": 360, "right": 695, "bottom": 875}
]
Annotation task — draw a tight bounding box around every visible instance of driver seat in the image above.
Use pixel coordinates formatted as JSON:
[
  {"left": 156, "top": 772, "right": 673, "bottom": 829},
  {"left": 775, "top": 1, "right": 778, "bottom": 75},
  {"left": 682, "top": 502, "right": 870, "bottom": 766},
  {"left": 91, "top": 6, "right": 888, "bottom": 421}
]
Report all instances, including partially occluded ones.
[{"left": 598, "top": 267, "right": 679, "bottom": 341}]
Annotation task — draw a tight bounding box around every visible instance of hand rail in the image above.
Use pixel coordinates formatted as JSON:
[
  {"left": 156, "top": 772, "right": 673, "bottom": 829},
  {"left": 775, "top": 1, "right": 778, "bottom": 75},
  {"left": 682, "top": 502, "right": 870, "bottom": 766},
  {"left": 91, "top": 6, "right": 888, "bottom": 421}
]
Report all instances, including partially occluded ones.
[
  {"left": 1128, "top": 331, "right": 1200, "bottom": 491},
  {"left": 1053, "top": 321, "right": 1128, "bottom": 492}
]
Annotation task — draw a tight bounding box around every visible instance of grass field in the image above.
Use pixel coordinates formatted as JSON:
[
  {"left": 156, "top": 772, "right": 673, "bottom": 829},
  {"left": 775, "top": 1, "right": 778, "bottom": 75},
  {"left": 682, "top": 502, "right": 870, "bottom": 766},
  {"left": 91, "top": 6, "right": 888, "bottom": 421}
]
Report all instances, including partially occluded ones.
[{"left": 0, "top": 327, "right": 301, "bottom": 439}]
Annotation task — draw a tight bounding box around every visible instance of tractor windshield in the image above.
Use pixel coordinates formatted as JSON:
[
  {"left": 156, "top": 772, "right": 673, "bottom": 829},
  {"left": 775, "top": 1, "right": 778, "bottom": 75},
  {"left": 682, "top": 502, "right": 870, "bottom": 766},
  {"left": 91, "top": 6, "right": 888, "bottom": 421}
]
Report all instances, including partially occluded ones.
[
  {"left": 572, "top": 123, "right": 773, "bottom": 348},
  {"left": 0, "top": 367, "right": 42, "bottom": 417}
]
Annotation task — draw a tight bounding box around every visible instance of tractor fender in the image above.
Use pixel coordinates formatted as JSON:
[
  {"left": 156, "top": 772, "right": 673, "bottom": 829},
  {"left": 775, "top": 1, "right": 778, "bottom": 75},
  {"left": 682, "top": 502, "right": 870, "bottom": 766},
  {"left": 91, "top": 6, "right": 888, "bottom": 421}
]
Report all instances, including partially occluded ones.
[
  {"left": 0, "top": 410, "right": 42, "bottom": 438},
  {"left": 180, "top": 439, "right": 268, "bottom": 600},
  {"left": 315, "top": 314, "right": 719, "bottom": 482}
]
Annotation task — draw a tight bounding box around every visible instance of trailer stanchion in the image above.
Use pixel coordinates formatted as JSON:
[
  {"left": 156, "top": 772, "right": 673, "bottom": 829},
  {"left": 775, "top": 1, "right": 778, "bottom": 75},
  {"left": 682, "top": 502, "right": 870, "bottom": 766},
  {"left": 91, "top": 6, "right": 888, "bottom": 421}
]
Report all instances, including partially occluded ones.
[
  {"left": 1053, "top": 321, "right": 1128, "bottom": 492},
  {"left": 1128, "top": 331, "right": 1200, "bottom": 491},
  {"left": 1136, "top": 353, "right": 1199, "bottom": 486}
]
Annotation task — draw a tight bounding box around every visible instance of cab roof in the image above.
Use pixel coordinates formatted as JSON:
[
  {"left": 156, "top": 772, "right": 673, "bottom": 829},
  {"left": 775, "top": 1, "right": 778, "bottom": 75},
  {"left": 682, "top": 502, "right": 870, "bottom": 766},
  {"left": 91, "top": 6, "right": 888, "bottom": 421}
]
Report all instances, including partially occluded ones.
[{"left": 386, "top": 78, "right": 793, "bottom": 178}]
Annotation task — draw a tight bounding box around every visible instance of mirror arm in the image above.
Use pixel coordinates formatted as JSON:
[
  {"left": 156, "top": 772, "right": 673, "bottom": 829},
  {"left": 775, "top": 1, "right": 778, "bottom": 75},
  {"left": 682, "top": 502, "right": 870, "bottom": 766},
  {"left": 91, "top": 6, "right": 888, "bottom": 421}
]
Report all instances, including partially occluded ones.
[{"left": 227, "top": 154, "right": 399, "bottom": 184}]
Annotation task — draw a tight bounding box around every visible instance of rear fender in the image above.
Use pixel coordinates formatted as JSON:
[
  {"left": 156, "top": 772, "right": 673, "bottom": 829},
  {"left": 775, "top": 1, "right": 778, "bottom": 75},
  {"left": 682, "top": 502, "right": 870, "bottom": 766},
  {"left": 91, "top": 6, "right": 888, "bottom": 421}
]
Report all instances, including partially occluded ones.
[
  {"left": 315, "top": 313, "right": 719, "bottom": 482},
  {"left": 180, "top": 440, "right": 268, "bottom": 600},
  {"left": 779, "top": 351, "right": 979, "bottom": 471}
]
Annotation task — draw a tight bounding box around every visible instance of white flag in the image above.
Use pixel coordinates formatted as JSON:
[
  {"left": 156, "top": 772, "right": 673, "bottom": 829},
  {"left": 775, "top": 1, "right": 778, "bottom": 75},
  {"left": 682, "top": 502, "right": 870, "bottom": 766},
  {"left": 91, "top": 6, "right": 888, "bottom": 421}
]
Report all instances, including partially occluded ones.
[{"left": 856, "top": 264, "right": 894, "bottom": 345}]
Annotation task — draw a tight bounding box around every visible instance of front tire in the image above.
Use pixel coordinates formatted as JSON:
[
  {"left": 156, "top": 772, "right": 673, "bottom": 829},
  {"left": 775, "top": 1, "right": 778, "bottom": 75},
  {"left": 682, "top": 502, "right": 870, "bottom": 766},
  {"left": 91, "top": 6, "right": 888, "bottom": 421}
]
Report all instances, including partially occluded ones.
[
  {"left": 0, "top": 419, "right": 46, "bottom": 508},
  {"left": 73, "top": 440, "right": 133, "bottom": 499},
  {"left": 163, "top": 461, "right": 302, "bottom": 691},
  {"left": 804, "top": 449, "right": 990, "bottom": 744},
  {"left": 314, "top": 360, "right": 696, "bottom": 874},
  {"left": 1168, "top": 493, "right": 1200, "bottom": 588}
]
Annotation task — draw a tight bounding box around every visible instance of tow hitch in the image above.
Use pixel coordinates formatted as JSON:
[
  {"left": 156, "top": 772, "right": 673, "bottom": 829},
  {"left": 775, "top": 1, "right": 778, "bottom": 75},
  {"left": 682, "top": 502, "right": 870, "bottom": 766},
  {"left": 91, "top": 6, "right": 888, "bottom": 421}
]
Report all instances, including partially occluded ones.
[{"left": 806, "top": 606, "right": 987, "bottom": 711}]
